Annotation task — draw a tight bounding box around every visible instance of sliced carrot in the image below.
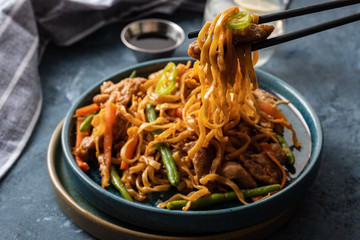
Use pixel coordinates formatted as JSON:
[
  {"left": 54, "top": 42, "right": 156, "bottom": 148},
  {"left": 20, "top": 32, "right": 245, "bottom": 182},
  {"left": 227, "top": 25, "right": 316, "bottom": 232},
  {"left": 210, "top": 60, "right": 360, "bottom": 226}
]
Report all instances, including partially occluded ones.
[
  {"left": 75, "top": 103, "right": 100, "bottom": 117},
  {"left": 75, "top": 117, "right": 90, "bottom": 172},
  {"left": 120, "top": 160, "right": 129, "bottom": 170},
  {"left": 260, "top": 142, "right": 287, "bottom": 189},
  {"left": 101, "top": 102, "right": 117, "bottom": 188},
  {"left": 257, "top": 100, "right": 284, "bottom": 120},
  {"left": 75, "top": 156, "right": 90, "bottom": 172},
  {"left": 120, "top": 136, "right": 138, "bottom": 170},
  {"left": 91, "top": 113, "right": 100, "bottom": 127},
  {"left": 119, "top": 111, "right": 141, "bottom": 169},
  {"left": 168, "top": 108, "right": 183, "bottom": 119},
  {"left": 76, "top": 117, "right": 90, "bottom": 146}
]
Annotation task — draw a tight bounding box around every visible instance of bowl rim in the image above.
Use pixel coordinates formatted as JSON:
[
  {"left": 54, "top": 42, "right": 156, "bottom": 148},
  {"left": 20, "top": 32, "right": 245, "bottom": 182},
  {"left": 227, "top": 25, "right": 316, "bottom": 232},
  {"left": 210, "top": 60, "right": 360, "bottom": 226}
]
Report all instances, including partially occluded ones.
[
  {"left": 120, "top": 18, "right": 185, "bottom": 54},
  {"left": 61, "top": 57, "right": 323, "bottom": 218}
]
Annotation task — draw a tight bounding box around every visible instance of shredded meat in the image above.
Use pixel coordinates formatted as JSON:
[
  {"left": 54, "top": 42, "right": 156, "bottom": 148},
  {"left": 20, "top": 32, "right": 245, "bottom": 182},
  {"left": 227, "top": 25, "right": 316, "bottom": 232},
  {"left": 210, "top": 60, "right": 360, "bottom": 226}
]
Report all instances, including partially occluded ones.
[
  {"left": 95, "top": 77, "right": 147, "bottom": 106},
  {"left": 112, "top": 112, "right": 128, "bottom": 141},
  {"left": 74, "top": 136, "right": 96, "bottom": 161},
  {"left": 239, "top": 152, "right": 281, "bottom": 185},
  {"left": 270, "top": 143, "right": 287, "bottom": 165},
  {"left": 220, "top": 161, "right": 258, "bottom": 188},
  {"left": 93, "top": 94, "right": 109, "bottom": 105},
  {"left": 232, "top": 24, "right": 274, "bottom": 45},
  {"left": 188, "top": 40, "right": 200, "bottom": 60},
  {"left": 253, "top": 89, "right": 278, "bottom": 105},
  {"left": 184, "top": 142, "right": 216, "bottom": 179},
  {"left": 188, "top": 24, "right": 274, "bottom": 60},
  {"left": 193, "top": 146, "right": 216, "bottom": 178}
]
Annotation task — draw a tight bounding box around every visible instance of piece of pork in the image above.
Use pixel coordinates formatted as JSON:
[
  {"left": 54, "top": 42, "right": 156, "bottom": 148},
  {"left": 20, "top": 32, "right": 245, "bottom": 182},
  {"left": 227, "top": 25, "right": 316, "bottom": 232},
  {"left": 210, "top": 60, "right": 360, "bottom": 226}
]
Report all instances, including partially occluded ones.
[
  {"left": 112, "top": 112, "right": 128, "bottom": 141},
  {"left": 189, "top": 143, "right": 221, "bottom": 192},
  {"left": 270, "top": 143, "right": 287, "bottom": 165},
  {"left": 239, "top": 152, "right": 281, "bottom": 185},
  {"left": 190, "top": 144, "right": 216, "bottom": 179},
  {"left": 188, "top": 24, "right": 274, "bottom": 60},
  {"left": 74, "top": 136, "right": 96, "bottom": 161},
  {"left": 232, "top": 23, "right": 274, "bottom": 45},
  {"left": 93, "top": 94, "right": 109, "bottom": 106},
  {"left": 94, "top": 77, "right": 147, "bottom": 106},
  {"left": 253, "top": 89, "right": 278, "bottom": 105},
  {"left": 220, "top": 161, "right": 258, "bottom": 188},
  {"left": 188, "top": 40, "right": 201, "bottom": 61}
]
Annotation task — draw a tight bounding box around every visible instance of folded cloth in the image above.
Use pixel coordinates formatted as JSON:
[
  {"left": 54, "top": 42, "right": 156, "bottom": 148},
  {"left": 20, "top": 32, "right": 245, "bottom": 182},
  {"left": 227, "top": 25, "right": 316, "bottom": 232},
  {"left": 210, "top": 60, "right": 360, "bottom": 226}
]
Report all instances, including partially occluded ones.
[
  {"left": 0, "top": 0, "right": 42, "bottom": 180},
  {"left": 0, "top": 0, "right": 206, "bottom": 180}
]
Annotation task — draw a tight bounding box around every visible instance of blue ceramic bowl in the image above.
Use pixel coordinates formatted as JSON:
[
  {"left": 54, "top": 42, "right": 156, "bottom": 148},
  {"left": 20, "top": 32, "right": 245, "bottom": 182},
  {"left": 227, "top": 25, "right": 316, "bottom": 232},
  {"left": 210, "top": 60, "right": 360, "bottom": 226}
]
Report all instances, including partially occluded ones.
[{"left": 61, "top": 57, "right": 323, "bottom": 234}]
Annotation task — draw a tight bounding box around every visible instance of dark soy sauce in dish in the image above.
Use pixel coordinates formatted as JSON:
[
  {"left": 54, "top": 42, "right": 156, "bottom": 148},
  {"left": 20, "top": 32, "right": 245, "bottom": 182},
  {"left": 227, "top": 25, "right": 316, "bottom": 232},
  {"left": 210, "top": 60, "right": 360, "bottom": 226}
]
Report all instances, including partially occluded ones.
[{"left": 129, "top": 33, "right": 176, "bottom": 50}]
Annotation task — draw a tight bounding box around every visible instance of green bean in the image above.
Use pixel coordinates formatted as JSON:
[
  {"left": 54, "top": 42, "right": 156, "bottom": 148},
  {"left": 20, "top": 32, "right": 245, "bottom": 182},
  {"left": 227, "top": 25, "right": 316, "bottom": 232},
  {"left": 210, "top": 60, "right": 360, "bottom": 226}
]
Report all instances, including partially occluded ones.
[
  {"left": 146, "top": 104, "right": 180, "bottom": 187},
  {"left": 145, "top": 104, "right": 162, "bottom": 136},
  {"left": 167, "top": 192, "right": 237, "bottom": 210},
  {"left": 241, "top": 184, "right": 281, "bottom": 197},
  {"left": 276, "top": 134, "right": 295, "bottom": 165},
  {"left": 79, "top": 113, "right": 95, "bottom": 131},
  {"left": 167, "top": 184, "right": 281, "bottom": 210},
  {"left": 156, "top": 142, "right": 180, "bottom": 187},
  {"left": 129, "top": 70, "right": 136, "bottom": 78},
  {"left": 110, "top": 164, "right": 134, "bottom": 202}
]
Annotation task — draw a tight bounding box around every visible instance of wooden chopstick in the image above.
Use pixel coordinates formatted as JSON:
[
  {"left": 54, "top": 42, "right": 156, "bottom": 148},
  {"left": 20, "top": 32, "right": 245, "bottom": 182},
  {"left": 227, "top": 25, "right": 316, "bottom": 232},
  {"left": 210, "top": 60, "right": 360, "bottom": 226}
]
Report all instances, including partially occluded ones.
[
  {"left": 252, "top": 12, "right": 360, "bottom": 51},
  {"left": 187, "top": 0, "right": 360, "bottom": 39}
]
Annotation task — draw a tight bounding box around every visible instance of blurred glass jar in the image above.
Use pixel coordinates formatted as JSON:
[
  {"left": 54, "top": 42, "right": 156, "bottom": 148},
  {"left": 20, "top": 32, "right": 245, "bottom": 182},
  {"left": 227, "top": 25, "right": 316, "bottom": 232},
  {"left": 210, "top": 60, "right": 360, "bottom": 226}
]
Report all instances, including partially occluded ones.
[{"left": 203, "top": 0, "right": 285, "bottom": 67}]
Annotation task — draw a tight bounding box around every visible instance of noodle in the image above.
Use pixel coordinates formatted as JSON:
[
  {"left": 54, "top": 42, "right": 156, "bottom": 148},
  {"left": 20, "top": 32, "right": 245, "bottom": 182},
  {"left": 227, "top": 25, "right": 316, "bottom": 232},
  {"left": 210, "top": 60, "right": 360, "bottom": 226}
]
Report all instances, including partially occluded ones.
[{"left": 73, "top": 6, "right": 300, "bottom": 210}]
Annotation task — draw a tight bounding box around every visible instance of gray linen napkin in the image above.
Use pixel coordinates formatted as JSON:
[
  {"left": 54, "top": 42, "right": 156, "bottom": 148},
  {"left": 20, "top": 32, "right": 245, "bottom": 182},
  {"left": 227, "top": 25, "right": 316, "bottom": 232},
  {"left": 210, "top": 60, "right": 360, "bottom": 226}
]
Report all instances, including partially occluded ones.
[
  {"left": 0, "top": 0, "right": 206, "bottom": 179},
  {"left": 0, "top": 0, "right": 41, "bottom": 179}
]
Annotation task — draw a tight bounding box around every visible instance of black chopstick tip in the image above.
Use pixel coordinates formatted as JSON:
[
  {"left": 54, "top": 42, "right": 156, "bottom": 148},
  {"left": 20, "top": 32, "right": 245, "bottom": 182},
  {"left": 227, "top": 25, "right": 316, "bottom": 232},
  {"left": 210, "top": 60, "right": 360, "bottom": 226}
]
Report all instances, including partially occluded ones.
[{"left": 188, "top": 30, "right": 199, "bottom": 39}]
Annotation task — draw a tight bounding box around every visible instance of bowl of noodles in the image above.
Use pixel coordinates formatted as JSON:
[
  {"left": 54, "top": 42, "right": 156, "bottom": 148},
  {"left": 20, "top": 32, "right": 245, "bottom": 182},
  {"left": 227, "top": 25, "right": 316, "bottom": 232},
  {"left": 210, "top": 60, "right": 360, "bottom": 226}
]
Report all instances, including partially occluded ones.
[{"left": 61, "top": 7, "right": 322, "bottom": 234}]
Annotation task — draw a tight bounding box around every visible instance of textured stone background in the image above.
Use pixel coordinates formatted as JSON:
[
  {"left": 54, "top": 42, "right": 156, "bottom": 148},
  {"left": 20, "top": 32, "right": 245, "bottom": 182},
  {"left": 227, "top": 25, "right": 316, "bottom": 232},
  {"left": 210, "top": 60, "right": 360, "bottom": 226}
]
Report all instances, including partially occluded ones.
[{"left": 0, "top": 0, "right": 359, "bottom": 239}]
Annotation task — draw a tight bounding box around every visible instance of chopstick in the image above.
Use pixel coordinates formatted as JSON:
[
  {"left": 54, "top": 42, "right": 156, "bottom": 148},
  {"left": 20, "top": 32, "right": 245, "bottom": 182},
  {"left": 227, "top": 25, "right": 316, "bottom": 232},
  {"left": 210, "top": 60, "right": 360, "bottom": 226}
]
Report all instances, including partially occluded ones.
[
  {"left": 258, "top": 0, "right": 359, "bottom": 24},
  {"left": 187, "top": 0, "right": 360, "bottom": 39},
  {"left": 252, "top": 12, "right": 360, "bottom": 51}
]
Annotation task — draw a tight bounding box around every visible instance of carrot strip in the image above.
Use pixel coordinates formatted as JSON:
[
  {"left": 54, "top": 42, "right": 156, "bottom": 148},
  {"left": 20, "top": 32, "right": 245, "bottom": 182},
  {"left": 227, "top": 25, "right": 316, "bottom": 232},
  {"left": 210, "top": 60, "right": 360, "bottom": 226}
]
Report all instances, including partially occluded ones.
[
  {"left": 75, "top": 117, "right": 90, "bottom": 172},
  {"left": 119, "top": 110, "right": 141, "bottom": 169},
  {"left": 75, "top": 103, "right": 100, "bottom": 117},
  {"left": 91, "top": 113, "right": 100, "bottom": 127},
  {"left": 257, "top": 100, "right": 286, "bottom": 120},
  {"left": 121, "top": 161, "right": 130, "bottom": 170},
  {"left": 75, "top": 156, "right": 90, "bottom": 172},
  {"left": 168, "top": 108, "right": 183, "bottom": 119},
  {"left": 260, "top": 142, "right": 287, "bottom": 189},
  {"left": 102, "top": 102, "right": 117, "bottom": 188},
  {"left": 120, "top": 136, "right": 138, "bottom": 170}
]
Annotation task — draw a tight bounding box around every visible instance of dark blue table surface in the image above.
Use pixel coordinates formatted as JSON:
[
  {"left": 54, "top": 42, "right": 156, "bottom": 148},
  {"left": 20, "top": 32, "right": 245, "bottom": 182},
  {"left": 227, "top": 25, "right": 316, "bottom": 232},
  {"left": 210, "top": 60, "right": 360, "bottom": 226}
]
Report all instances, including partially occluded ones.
[{"left": 1, "top": 0, "right": 359, "bottom": 239}]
